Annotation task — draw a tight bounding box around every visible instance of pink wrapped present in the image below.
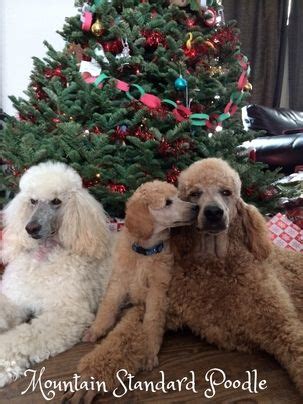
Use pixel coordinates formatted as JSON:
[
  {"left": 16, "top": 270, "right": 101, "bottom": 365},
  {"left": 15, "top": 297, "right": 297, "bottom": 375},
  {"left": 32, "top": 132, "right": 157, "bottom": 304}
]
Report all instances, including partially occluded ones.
[
  {"left": 107, "top": 218, "right": 125, "bottom": 232},
  {"left": 267, "top": 213, "right": 303, "bottom": 252}
]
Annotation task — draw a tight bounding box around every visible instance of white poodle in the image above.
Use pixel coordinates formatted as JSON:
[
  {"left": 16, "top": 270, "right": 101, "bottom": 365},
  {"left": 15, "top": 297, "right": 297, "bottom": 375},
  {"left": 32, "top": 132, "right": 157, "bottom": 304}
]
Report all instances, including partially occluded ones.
[{"left": 0, "top": 161, "right": 111, "bottom": 388}]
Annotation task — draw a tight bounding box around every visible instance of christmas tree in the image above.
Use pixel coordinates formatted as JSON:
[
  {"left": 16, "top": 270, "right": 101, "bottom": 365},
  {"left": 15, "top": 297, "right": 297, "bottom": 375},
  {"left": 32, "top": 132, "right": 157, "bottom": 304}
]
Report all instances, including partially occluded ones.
[{"left": 1, "top": 0, "right": 281, "bottom": 217}]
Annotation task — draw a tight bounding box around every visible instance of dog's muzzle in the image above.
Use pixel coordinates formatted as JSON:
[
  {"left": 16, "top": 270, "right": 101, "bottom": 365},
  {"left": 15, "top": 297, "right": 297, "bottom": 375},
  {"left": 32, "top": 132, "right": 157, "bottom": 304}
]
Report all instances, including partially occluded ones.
[
  {"left": 25, "top": 221, "right": 42, "bottom": 239},
  {"left": 198, "top": 204, "right": 227, "bottom": 233}
]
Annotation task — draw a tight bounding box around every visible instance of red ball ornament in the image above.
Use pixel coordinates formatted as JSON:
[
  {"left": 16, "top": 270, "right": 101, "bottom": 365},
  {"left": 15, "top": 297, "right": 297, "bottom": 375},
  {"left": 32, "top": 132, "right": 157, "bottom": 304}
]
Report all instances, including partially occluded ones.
[
  {"left": 186, "top": 17, "right": 197, "bottom": 28},
  {"left": 52, "top": 117, "right": 61, "bottom": 124},
  {"left": 183, "top": 44, "right": 198, "bottom": 59},
  {"left": 53, "top": 67, "right": 62, "bottom": 76},
  {"left": 102, "top": 39, "right": 123, "bottom": 55}
]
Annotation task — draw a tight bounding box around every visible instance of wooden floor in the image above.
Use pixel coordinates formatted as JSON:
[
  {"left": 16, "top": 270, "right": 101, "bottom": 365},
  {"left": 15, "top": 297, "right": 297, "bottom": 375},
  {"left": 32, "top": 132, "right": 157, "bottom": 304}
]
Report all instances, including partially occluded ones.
[{"left": 0, "top": 330, "right": 301, "bottom": 404}]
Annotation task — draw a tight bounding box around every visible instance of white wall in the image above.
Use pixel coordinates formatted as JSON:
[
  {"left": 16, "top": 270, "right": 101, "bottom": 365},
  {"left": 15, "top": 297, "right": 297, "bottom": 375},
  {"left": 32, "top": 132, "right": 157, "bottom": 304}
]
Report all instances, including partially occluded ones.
[{"left": 1, "top": 0, "right": 76, "bottom": 115}]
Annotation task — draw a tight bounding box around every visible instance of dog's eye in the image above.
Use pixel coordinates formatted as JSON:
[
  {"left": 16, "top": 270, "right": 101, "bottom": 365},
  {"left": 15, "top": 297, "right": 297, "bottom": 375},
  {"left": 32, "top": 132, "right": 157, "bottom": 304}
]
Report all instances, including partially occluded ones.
[
  {"left": 30, "top": 199, "right": 38, "bottom": 205},
  {"left": 166, "top": 199, "right": 173, "bottom": 206},
  {"left": 189, "top": 191, "right": 202, "bottom": 198},
  {"left": 51, "top": 198, "right": 62, "bottom": 206},
  {"left": 221, "top": 189, "right": 232, "bottom": 196}
]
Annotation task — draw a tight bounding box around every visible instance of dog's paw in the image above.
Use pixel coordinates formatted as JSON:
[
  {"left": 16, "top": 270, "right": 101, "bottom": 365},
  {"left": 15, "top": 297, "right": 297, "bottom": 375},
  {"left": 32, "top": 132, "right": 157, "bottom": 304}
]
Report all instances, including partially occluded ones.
[
  {"left": 0, "top": 370, "right": 14, "bottom": 389},
  {"left": 0, "top": 358, "right": 27, "bottom": 388},
  {"left": 144, "top": 354, "right": 159, "bottom": 371},
  {"left": 61, "top": 373, "right": 99, "bottom": 403},
  {"left": 62, "top": 388, "right": 98, "bottom": 404},
  {"left": 82, "top": 327, "right": 100, "bottom": 343}
]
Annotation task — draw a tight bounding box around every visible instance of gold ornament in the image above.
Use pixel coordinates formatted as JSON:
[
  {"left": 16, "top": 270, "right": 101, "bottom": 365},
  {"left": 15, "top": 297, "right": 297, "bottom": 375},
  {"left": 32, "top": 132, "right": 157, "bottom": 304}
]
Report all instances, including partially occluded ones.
[
  {"left": 244, "top": 82, "right": 253, "bottom": 91},
  {"left": 209, "top": 65, "right": 223, "bottom": 76},
  {"left": 91, "top": 18, "right": 104, "bottom": 37}
]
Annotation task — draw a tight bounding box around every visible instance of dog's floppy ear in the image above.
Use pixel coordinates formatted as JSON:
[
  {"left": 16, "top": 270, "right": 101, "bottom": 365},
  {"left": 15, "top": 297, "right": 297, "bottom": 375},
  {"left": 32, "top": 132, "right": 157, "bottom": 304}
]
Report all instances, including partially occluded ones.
[
  {"left": 177, "top": 178, "right": 189, "bottom": 201},
  {"left": 236, "top": 199, "right": 272, "bottom": 261},
  {"left": 125, "top": 198, "right": 154, "bottom": 240},
  {"left": 58, "top": 189, "right": 110, "bottom": 259},
  {"left": 2, "top": 193, "right": 35, "bottom": 263}
]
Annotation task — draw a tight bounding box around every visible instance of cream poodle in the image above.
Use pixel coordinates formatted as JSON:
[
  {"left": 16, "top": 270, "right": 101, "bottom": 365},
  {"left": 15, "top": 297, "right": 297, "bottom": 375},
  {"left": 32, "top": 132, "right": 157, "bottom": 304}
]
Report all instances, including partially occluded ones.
[{"left": 0, "top": 161, "right": 111, "bottom": 388}]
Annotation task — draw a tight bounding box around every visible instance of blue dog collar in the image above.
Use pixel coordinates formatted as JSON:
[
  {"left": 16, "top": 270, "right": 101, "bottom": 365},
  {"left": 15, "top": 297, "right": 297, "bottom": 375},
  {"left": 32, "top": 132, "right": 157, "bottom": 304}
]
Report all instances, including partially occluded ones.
[{"left": 132, "top": 241, "right": 164, "bottom": 256}]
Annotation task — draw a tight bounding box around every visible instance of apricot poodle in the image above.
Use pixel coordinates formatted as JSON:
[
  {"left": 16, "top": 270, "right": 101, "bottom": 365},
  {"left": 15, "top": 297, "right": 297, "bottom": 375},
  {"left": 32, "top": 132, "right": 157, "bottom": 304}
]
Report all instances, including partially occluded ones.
[
  {"left": 82, "top": 181, "right": 196, "bottom": 368},
  {"left": 65, "top": 158, "right": 303, "bottom": 402},
  {"left": 63, "top": 181, "right": 196, "bottom": 401}
]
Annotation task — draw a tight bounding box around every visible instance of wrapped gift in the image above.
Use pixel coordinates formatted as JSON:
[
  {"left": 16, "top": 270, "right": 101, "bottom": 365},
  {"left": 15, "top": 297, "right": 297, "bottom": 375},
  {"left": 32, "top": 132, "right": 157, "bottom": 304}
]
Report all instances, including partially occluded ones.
[
  {"left": 107, "top": 217, "right": 125, "bottom": 232},
  {"left": 286, "top": 206, "right": 303, "bottom": 229},
  {"left": 283, "top": 197, "right": 303, "bottom": 229},
  {"left": 276, "top": 171, "right": 303, "bottom": 229},
  {"left": 267, "top": 213, "right": 303, "bottom": 252}
]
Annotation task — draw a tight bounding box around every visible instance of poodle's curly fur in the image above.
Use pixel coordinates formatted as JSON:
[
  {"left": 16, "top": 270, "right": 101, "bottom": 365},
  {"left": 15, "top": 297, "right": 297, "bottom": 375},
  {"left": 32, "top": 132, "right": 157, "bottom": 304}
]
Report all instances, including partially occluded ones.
[
  {"left": 63, "top": 181, "right": 196, "bottom": 402},
  {"left": 66, "top": 158, "right": 303, "bottom": 400},
  {"left": 0, "top": 161, "right": 111, "bottom": 388},
  {"left": 83, "top": 182, "right": 195, "bottom": 360}
]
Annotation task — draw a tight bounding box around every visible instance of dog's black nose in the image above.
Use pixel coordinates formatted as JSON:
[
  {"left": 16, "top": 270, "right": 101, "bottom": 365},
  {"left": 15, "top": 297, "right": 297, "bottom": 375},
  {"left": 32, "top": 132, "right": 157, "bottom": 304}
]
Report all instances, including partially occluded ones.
[
  {"left": 25, "top": 221, "right": 42, "bottom": 235},
  {"left": 192, "top": 204, "right": 199, "bottom": 212},
  {"left": 204, "top": 205, "right": 224, "bottom": 222}
]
